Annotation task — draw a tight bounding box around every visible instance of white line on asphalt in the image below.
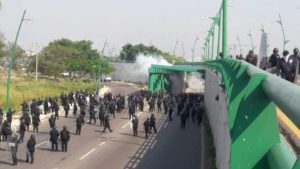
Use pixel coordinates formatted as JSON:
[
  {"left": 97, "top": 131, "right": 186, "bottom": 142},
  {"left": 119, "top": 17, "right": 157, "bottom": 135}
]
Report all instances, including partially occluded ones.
[
  {"left": 122, "top": 112, "right": 143, "bottom": 129},
  {"left": 99, "top": 141, "right": 106, "bottom": 146},
  {"left": 150, "top": 140, "right": 158, "bottom": 149},
  {"left": 79, "top": 148, "right": 96, "bottom": 160},
  {"left": 36, "top": 141, "right": 47, "bottom": 147},
  {"left": 164, "top": 123, "right": 169, "bottom": 129}
]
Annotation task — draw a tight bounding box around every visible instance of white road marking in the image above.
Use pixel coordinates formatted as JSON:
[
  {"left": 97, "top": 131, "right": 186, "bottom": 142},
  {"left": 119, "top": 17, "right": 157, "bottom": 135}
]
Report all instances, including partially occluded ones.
[
  {"left": 99, "top": 141, "right": 106, "bottom": 146},
  {"left": 150, "top": 140, "right": 158, "bottom": 149},
  {"left": 79, "top": 148, "right": 96, "bottom": 160},
  {"left": 35, "top": 141, "right": 47, "bottom": 147},
  {"left": 164, "top": 123, "right": 169, "bottom": 129}
]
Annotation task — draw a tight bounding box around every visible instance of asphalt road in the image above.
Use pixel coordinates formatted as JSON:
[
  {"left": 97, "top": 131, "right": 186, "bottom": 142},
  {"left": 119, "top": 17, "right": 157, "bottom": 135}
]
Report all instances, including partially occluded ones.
[{"left": 0, "top": 81, "right": 201, "bottom": 169}]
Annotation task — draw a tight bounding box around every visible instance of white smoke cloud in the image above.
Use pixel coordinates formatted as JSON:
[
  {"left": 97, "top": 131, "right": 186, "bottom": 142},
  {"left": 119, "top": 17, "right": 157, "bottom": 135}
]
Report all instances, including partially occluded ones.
[
  {"left": 186, "top": 73, "right": 204, "bottom": 93},
  {"left": 110, "top": 54, "right": 171, "bottom": 83}
]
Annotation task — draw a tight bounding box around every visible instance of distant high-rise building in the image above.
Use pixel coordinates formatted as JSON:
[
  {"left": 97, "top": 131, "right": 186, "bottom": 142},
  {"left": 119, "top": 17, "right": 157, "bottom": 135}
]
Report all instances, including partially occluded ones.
[{"left": 258, "top": 32, "right": 269, "bottom": 70}]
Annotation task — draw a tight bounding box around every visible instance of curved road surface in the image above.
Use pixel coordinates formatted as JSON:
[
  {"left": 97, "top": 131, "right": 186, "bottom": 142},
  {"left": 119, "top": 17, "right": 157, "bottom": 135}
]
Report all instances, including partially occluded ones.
[{"left": 0, "top": 82, "right": 201, "bottom": 169}]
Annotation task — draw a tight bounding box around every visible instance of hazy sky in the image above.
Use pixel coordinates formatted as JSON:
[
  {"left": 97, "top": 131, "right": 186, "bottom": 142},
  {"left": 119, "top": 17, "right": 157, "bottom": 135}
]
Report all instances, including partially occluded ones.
[{"left": 0, "top": 0, "right": 299, "bottom": 61}]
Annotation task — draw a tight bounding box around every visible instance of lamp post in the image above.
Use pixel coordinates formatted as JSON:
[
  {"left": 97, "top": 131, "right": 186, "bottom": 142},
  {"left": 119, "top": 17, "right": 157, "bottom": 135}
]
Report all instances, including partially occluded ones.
[
  {"left": 237, "top": 35, "right": 242, "bottom": 55},
  {"left": 96, "top": 39, "right": 108, "bottom": 92},
  {"left": 181, "top": 42, "right": 185, "bottom": 59},
  {"left": 276, "top": 14, "right": 289, "bottom": 50},
  {"left": 192, "top": 35, "right": 199, "bottom": 62},
  {"left": 5, "top": 10, "right": 28, "bottom": 112},
  {"left": 248, "top": 30, "right": 255, "bottom": 51},
  {"left": 173, "top": 40, "right": 179, "bottom": 56}
]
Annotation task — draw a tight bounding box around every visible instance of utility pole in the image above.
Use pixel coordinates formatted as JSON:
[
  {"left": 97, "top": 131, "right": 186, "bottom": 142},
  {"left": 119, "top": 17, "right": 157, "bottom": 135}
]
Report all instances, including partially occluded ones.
[
  {"left": 276, "top": 14, "right": 289, "bottom": 50},
  {"left": 192, "top": 35, "right": 199, "bottom": 62},
  {"left": 173, "top": 40, "right": 179, "bottom": 56},
  {"left": 35, "top": 42, "right": 38, "bottom": 81},
  {"left": 6, "top": 10, "right": 28, "bottom": 112},
  {"left": 96, "top": 40, "right": 108, "bottom": 92},
  {"left": 181, "top": 42, "right": 185, "bottom": 59},
  {"left": 248, "top": 30, "right": 255, "bottom": 51}
]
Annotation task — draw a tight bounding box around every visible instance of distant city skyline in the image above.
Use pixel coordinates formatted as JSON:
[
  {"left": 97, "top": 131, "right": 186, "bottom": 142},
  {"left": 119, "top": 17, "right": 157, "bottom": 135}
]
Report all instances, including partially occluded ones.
[{"left": 0, "top": 0, "right": 299, "bottom": 61}]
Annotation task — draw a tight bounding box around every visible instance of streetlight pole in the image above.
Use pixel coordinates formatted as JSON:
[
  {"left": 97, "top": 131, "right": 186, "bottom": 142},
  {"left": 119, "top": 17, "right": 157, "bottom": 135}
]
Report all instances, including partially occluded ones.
[
  {"left": 276, "top": 14, "right": 289, "bottom": 50},
  {"left": 192, "top": 35, "right": 199, "bottom": 62},
  {"left": 96, "top": 39, "right": 108, "bottom": 92},
  {"left": 248, "top": 30, "right": 255, "bottom": 51},
  {"left": 173, "top": 40, "right": 179, "bottom": 56},
  {"left": 237, "top": 35, "right": 242, "bottom": 55},
  {"left": 5, "top": 10, "right": 27, "bottom": 112},
  {"left": 35, "top": 42, "right": 39, "bottom": 81},
  {"left": 181, "top": 42, "right": 185, "bottom": 59}
]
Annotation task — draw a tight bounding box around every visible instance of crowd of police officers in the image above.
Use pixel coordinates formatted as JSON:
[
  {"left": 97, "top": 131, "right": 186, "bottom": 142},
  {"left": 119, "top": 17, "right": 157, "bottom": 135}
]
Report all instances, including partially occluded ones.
[
  {"left": 0, "top": 88, "right": 204, "bottom": 166},
  {"left": 236, "top": 48, "right": 300, "bottom": 83}
]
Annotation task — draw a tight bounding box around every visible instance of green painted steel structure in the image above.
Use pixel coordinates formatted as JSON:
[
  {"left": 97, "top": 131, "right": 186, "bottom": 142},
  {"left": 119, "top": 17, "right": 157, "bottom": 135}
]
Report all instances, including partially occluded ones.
[{"left": 148, "top": 0, "right": 300, "bottom": 168}]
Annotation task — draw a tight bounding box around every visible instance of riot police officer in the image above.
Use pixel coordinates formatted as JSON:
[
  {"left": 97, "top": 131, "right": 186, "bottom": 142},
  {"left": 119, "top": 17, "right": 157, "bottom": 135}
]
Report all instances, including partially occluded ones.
[
  {"left": 25, "top": 134, "right": 36, "bottom": 164},
  {"left": 132, "top": 115, "right": 139, "bottom": 136},
  {"left": 76, "top": 115, "right": 85, "bottom": 135},
  {"left": 60, "top": 126, "right": 70, "bottom": 152},
  {"left": 50, "top": 126, "right": 59, "bottom": 151}
]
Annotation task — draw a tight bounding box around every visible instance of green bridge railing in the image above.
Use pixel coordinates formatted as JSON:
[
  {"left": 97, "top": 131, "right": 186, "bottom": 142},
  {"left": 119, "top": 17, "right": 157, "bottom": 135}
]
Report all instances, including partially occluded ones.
[{"left": 149, "top": 0, "right": 300, "bottom": 168}]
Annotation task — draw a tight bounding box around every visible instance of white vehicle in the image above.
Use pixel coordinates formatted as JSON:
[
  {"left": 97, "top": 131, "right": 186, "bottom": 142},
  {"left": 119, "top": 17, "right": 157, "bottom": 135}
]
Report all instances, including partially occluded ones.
[{"left": 104, "top": 76, "right": 112, "bottom": 82}]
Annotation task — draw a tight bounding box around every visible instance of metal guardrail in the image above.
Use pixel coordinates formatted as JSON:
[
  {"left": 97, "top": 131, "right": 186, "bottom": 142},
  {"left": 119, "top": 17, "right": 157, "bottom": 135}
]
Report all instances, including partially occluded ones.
[{"left": 245, "top": 61, "right": 300, "bottom": 129}]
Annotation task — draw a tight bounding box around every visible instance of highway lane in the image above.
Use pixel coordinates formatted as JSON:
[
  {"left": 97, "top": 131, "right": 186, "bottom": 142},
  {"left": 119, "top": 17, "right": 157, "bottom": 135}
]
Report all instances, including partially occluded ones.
[
  {"left": 0, "top": 81, "right": 202, "bottom": 169},
  {"left": 0, "top": 81, "right": 140, "bottom": 168}
]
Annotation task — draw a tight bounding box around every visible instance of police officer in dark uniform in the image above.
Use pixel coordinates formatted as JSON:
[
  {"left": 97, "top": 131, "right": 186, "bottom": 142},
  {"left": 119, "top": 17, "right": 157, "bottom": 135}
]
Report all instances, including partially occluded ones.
[
  {"left": 149, "top": 114, "right": 157, "bottom": 134},
  {"left": 50, "top": 126, "right": 59, "bottom": 151},
  {"left": 103, "top": 115, "right": 113, "bottom": 133},
  {"left": 49, "top": 115, "right": 56, "bottom": 129},
  {"left": 32, "top": 115, "right": 40, "bottom": 133},
  {"left": 76, "top": 115, "right": 85, "bottom": 135},
  {"left": 180, "top": 111, "right": 187, "bottom": 129},
  {"left": 132, "top": 115, "right": 139, "bottom": 136},
  {"left": 20, "top": 112, "right": 31, "bottom": 131},
  {"left": 143, "top": 118, "right": 150, "bottom": 139},
  {"left": 18, "top": 120, "right": 26, "bottom": 143},
  {"left": 25, "top": 134, "right": 36, "bottom": 164},
  {"left": 53, "top": 98, "right": 60, "bottom": 119},
  {"left": 60, "top": 125, "right": 70, "bottom": 152},
  {"left": 269, "top": 48, "right": 279, "bottom": 68},
  {"left": 89, "top": 104, "right": 96, "bottom": 124},
  {"left": 9, "top": 132, "right": 19, "bottom": 166}
]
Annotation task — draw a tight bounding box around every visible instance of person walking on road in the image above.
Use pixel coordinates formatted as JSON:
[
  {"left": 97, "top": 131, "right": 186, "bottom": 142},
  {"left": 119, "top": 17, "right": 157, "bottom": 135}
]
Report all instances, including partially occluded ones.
[
  {"left": 25, "top": 134, "right": 36, "bottom": 164},
  {"left": 143, "top": 118, "right": 150, "bottom": 139},
  {"left": 103, "top": 115, "right": 113, "bottom": 133},
  {"left": 132, "top": 115, "right": 139, "bottom": 136},
  {"left": 49, "top": 115, "right": 56, "bottom": 129},
  {"left": 50, "top": 126, "right": 59, "bottom": 151},
  {"left": 32, "top": 115, "right": 40, "bottom": 133},
  {"left": 9, "top": 132, "right": 19, "bottom": 166},
  {"left": 76, "top": 115, "right": 85, "bottom": 135},
  {"left": 149, "top": 114, "right": 157, "bottom": 134},
  {"left": 60, "top": 126, "right": 70, "bottom": 152}
]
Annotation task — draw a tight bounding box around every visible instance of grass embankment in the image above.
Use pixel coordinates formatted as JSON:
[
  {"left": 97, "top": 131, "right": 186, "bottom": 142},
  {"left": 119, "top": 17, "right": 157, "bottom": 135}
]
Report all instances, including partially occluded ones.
[{"left": 0, "top": 74, "right": 102, "bottom": 113}]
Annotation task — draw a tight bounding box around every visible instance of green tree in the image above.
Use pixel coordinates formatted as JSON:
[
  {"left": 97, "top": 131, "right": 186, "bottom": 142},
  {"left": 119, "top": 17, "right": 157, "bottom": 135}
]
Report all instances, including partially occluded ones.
[
  {"left": 119, "top": 43, "right": 185, "bottom": 63},
  {"left": 28, "top": 38, "right": 115, "bottom": 79}
]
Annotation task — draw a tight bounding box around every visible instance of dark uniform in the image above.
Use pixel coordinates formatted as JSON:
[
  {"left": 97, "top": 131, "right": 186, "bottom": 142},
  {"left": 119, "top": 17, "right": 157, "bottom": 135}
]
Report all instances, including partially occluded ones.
[
  {"left": 103, "top": 115, "right": 113, "bottom": 132},
  {"left": 32, "top": 115, "right": 40, "bottom": 133},
  {"left": 180, "top": 112, "right": 187, "bottom": 129},
  {"left": 143, "top": 118, "right": 150, "bottom": 139},
  {"left": 19, "top": 120, "right": 26, "bottom": 143},
  {"left": 132, "top": 116, "right": 139, "bottom": 136},
  {"left": 49, "top": 115, "right": 56, "bottom": 129},
  {"left": 149, "top": 114, "right": 157, "bottom": 133},
  {"left": 9, "top": 133, "right": 19, "bottom": 166},
  {"left": 60, "top": 126, "right": 70, "bottom": 152},
  {"left": 76, "top": 115, "right": 84, "bottom": 135},
  {"left": 50, "top": 127, "right": 59, "bottom": 151},
  {"left": 26, "top": 135, "right": 36, "bottom": 164}
]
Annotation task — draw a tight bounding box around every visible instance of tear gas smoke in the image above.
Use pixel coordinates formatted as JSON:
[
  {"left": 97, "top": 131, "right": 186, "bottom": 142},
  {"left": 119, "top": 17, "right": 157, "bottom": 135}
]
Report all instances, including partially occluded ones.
[{"left": 110, "top": 54, "right": 171, "bottom": 83}]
